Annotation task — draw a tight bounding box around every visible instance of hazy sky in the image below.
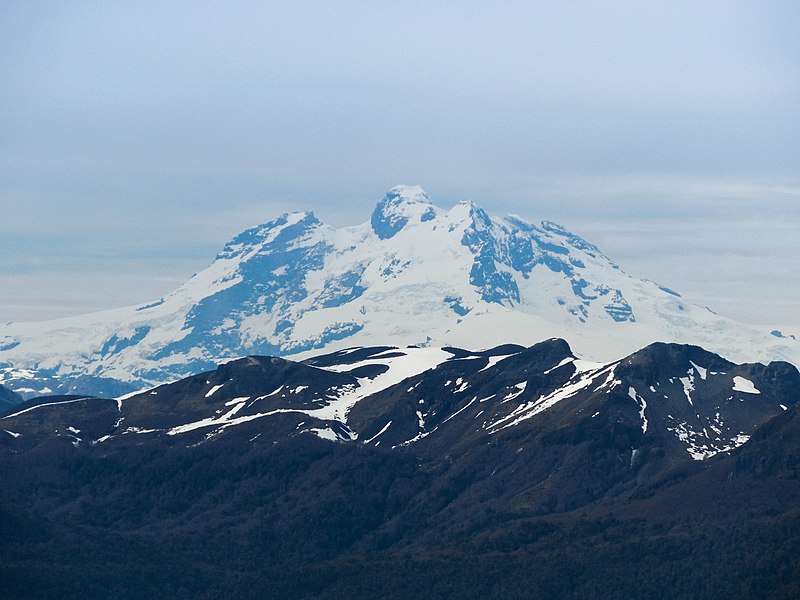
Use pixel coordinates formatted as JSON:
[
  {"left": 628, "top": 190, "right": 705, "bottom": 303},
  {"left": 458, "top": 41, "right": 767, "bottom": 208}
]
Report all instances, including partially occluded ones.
[{"left": 1, "top": 1, "right": 798, "bottom": 329}]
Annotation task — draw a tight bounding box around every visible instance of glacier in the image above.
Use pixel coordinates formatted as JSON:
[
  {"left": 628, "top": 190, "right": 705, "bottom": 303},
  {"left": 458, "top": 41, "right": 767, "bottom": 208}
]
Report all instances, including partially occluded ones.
[{"left": 1, "top": 184, "right": 797, "bottom": 398}]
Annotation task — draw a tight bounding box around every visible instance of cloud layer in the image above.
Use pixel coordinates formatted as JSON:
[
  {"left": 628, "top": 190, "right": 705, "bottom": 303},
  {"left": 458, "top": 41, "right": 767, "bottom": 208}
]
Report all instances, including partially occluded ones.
[{"left": 1, "top": 1, "right": 798, "bottom": 327}]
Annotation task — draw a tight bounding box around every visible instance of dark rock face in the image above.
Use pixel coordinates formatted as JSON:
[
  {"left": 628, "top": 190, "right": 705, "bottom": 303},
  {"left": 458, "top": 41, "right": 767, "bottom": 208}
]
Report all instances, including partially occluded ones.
[
  {"left": 3, "top": 340, "right": 798, "bottom": 472},
  {"left": 1, "top": 341, "right": 800, "bottom": 599},
  {"left": 0, "top": 384, "right": 22, "bottom": 410}
]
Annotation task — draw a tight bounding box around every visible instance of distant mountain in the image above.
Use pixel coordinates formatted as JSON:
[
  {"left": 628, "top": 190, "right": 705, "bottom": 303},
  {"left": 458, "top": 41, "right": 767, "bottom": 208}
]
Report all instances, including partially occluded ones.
[
  {"left": 1, "top": 185, "right": 796, "bottom": 399},
  {"left": 1, "top": 340, "right": 799, "bottom": 599},
  {"left": 0, "top": 384, "right": 21, "bottom": 411}
]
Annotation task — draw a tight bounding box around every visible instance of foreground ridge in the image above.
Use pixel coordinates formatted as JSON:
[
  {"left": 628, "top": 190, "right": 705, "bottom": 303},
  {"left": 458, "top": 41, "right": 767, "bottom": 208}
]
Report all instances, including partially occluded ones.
[
  {"left": 3, "top": 340, "right": 797, "bottom": 467},
  {"left": 1, "top": 340, "right": 799, "bottom": 599}
]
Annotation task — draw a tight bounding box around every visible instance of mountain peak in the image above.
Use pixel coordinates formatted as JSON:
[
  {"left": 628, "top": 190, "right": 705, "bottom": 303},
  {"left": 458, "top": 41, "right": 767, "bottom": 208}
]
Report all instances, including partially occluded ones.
[
  {"left": 386, "top": 184, "right": 431, "bottom": 204},
  {"left": 216, "top": 211, "right": 321, "bottom": 260},
  {"left": 385, "top": 184, "right": 431, "bottom": 204},
  {"left": 2, "top": 185, "right": 798, "bottom": 401},
  {"left": 371, "top": 185, "right": 437, "bottom": 239}
]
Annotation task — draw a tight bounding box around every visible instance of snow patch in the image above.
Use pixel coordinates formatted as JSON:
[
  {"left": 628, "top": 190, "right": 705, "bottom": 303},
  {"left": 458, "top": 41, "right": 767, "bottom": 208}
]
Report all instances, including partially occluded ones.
[
  {"left": 543, "top": 357, "right": 574, "bottom": 374},
  {"left": 679, "top": 374, "right": 695, "bottom": 406},
  {"left": 363, "top": 421, "right": 392, "bottom": 444},
  {"left": 307, "top": 428, "right": 338, "bottom": 441},
  {"left": 1, "top": 397, "right": 93, "bottom": 420},
  {"left": 453, "top": 377, "right": 469, "bottom": 393},
  {"left": 205, "top": 384, "right": 224, "bottom": 398},
  {"left": 689, "top": 361, "right": 707, "bottom": 380},
  {"left": 478, "top": 354, "right": 513, "bottom": 373},
  {"left": 628, "top": 386, "right": 648, "bottom": 433},
  {"left": 442, "top": 396, "right": 477, "bottom": 424},
  {"left": 224, "top": 396, "right": 250, "bottom": 406},
  {"left": 301, "top": 347, "right": 452, "bottom": 422},
  {"left": 732, "top": 376, "right": 760, "bottom": 394},
  {"left": 489, "top": 366, "right": 604, "bottom": 432}
]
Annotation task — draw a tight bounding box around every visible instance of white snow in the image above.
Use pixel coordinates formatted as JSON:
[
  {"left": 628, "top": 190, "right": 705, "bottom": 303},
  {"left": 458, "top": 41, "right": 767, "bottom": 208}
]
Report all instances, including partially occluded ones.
[
  {"left": 205, "top": 384, "right": 224, "bottom": 398},
  {"left": 477, "top": 354, "right": 515, "bottom": 373},
  {"left": 669, "top": 422, "right": 712, "bottom": 460},
  {"left": 679, "top": 374, "right": 695, "bottom": 406},
  {"left": 573, "top": 359, "right": 608, "bottom": 373},
  {"left": 5, "top": 189, "right": 796, "bottom": 452},
  {"left": 124, "top": 426, "right": 160, "bottom": 434},
  {"left": 396, "top": 426, "right": 439, "bottom": 447},
  {"left": 0, "top": 397, "right": 93, "bottom": 420},
  {"left": 257, "top": 385, "right": 284, "bottom": 399},
  {"left": 310, "top": 347, "right": 451, "bottom": 422},
  {"left": 2, "top": 186, "right": 797, "bottom": 401},
  {"left": 667, "top": 415, "right": 754, "bottom": 461},
  {"left": 489, "top": 365, "right": 606, "bottom": 433},
  {"left": 453, "top": 377, "right": 469, "bottom": 393},
  {"left": 731, "top": 433, "right": 750, "bottom": 446},
  {"left": 165, "top": 408, "right": 289, "bottom": 436},
  {"left": 628, "top": 386, "right": 648, "bottom": 433},
  {"left": 162, "top": 347, "right": 451, "bottom": 437},
  {"left": 224, "top": 396, "right": 250, "bottom": 406},
  {"left": 543, "top": 356, "right": 575, "bottom": 374},
  {"left": 442, "top": 396, "right": 477, "bottom": 424},
  {"left": 363, "top": 421, "right": 392, "bottom": 444},
  {"left": 166, "top": 397, "right": 250, "bottom": 435},
  {"left": 501, "top": 381, "right": 528, "bottom": 403},
  {"left": 732, "top": 376, "right": 761, "bottom": 394},
  {"left": 592, "top": 365, "right": 621, "bottom": 393},
  {"left": 690, "top": 361, "right": 708, "bottom": 380},
  {"left": 307, "top": 428, "right": 338, "bottom": 441}
]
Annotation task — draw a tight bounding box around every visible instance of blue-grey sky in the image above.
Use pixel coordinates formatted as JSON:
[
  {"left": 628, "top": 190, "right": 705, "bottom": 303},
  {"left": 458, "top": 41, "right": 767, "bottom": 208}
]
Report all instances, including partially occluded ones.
[{"left": 1, "top": 1, "right": 798, "bottom": 329}]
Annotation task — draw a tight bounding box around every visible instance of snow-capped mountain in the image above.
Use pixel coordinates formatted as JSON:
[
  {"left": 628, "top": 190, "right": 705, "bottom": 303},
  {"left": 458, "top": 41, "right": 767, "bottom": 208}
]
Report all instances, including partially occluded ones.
[{"left": 1, "top": 185, "right": 797, "bottom": 398}]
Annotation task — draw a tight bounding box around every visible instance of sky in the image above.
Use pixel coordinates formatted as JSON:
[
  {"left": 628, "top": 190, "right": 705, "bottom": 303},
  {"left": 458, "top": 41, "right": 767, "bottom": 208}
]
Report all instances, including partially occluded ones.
[{"left": 1, "top": 1, "right": 798, "bottom": 331}]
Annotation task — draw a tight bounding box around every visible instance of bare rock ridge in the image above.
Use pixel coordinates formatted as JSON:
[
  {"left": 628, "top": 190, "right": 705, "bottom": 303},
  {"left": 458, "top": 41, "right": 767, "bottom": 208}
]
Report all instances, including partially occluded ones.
[{"left": 3, "top": 339, "right": 797, "bottom": 473}]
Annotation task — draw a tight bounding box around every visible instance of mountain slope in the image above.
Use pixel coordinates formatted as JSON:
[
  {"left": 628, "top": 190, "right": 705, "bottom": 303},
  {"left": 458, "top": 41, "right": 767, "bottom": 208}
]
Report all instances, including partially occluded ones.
[
  {"left": 1, "top": 341, "right": 799, "bottom": 599},
  {"left": 3, "top": 340, "right": 796, "bottom": 476},
  {"left": 1, "top": 185, "right": 796, "bottom": 398},
  {"left": 0, "top": 384, "right": 21, "bottom": 411}
]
